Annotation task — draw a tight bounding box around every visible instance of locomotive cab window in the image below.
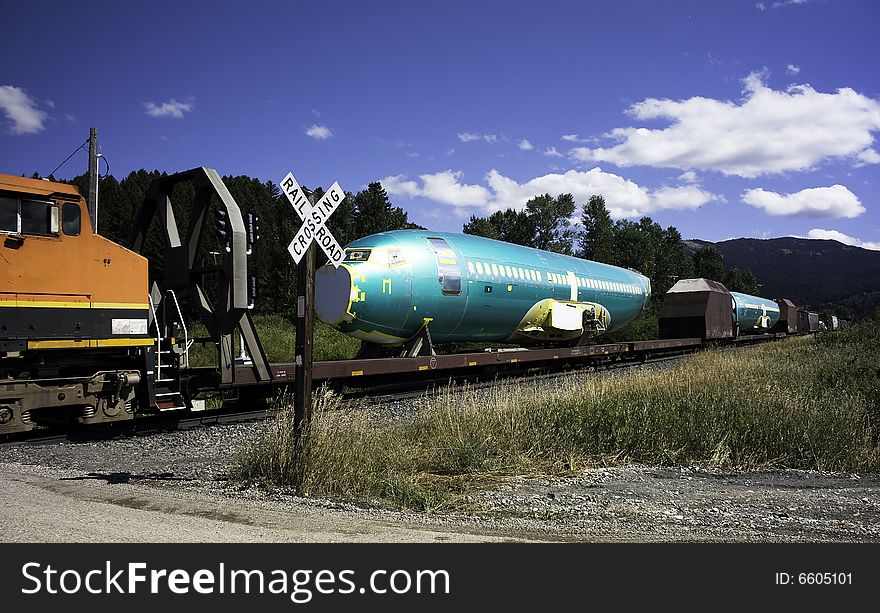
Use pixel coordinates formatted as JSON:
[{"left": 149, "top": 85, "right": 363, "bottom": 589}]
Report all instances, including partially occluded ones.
[
  {"left": 0, "top": 196, "right": 16, "bottom": 232},
  {"left": 0, "top": 196, "right": 58, "bottom": 236},
  {"left": 21, "top": 199, "right": 56, "bottom": 236},
  {"left": 62, "top": 203, "right": 81, "bottom": 236},
  {"left": 427, "top": 237, "right": 461, "bottom": 295}
]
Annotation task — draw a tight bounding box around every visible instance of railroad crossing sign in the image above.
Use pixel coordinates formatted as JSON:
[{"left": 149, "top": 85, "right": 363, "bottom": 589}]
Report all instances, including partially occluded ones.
[{"left": 280, "top": 172, "right": 346, "bottom": 267}]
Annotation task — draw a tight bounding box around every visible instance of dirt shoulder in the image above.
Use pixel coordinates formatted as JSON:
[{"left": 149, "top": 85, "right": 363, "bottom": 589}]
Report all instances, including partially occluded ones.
[{"left": 1, "top": 422, "right": 878, "bottom": 543}]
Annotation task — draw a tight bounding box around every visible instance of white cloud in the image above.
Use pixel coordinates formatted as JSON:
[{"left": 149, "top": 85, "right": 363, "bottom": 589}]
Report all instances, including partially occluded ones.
[
  {"left": 678, "top": 170, "right": 699, "bottom": 183},
  {"left": 381, "top": 174, "right": 421, "bottom": 198},
  {"left": 305, "top": 124, "right": 333, "bottom": 140},
  {"left": 0, "top": 85, "right": 48, "bottom": 134},
  {"left": 742, "top": 185, "right": 864, "bottom": 218},
  {"left": 786, "top": 64, "right": 800, "bottom": 75},
  {"left": 571, "top": 71, "right": 880, "bottom": 177},
  {"left": 419, "top": 170, "right": 492, "bottom": 207},
  {"left": 543, "top": 147, "right": 563, "bottom": 158},
  {"left": 458, "top": 132, "right": 497, "bottom": 144},
  {"left": 561, "top": 134, "right": 583, "bottom": 142},
  {"left": 651, "top": 185, "right": 722, "bottom": 210},
  {"left": 756, "top": 2, "right": 766, "bottom": 10},
  {"left": 856, "top": 148, "right": 880, "bottom": 165},
  {"left": 382, "top": 166, "right": 721, "bottom": 218},
  {"left": 806, "top": 229, "right": 880, "bottom": 250},
  {"left": 143, "top": 97, "right": 194, "bottom": 119},
  {"left": 517, "top": 139, "right": 534, "bottom": 151}
]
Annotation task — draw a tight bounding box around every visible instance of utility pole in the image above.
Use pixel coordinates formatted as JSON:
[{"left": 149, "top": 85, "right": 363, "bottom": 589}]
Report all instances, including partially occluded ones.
[
  {"left": 293, "top": 191, "right": 317, "bottom": 437},
  {"left": 87, "top": 127, "right": 99, "bottom": 234}
]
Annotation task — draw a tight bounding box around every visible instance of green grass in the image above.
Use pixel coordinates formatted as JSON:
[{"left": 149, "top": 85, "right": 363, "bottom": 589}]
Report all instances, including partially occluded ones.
[
  {"left": 234, "top": 322, "right": 880, "bottom": 511},
  {"left": 187, "top": 314, "right": 359, "bottom": 367}
]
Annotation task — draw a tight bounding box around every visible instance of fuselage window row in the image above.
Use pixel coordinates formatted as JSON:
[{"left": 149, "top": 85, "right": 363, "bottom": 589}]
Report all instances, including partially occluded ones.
[{"left": 463, "top": 260, "right": 643, "bottom": 298}]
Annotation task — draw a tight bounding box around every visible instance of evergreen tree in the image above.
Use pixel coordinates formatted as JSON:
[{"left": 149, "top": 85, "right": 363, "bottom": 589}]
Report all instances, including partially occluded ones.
[
  {"left": 724, "top": 268, "right": 759, "bottom": 294},
  {"left": 612, "top": 217, "right": 662, "bottom": 278},
  {"left": 654, "top": 226, "right": 694, "bottom": 296},
  {"left": 492, "top": 209, "right": 533, "bottom": 246},
  {"left": 693, "top": 245, "right": 725, "bottom": 282},
  {"left": 526, "top": 193, "right": 576, "bottom": 254},
  {"left": 579, "top": 195, "right": 615, "bottom": 263},
  {"left": 462, "top": 194, "right": 574, "bottom": 253},
  {"left": 462, "top": 214, "right": 499, "bottom": 240},
  {"left": 355, "top": 182, "right": 414, "bottom": 238},
  {"left": 462, "top": 209, "right": 532, "bottom": 246}
]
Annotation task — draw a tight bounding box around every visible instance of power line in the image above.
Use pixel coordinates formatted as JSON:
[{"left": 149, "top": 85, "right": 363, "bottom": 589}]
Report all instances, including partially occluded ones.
[{"left": 46, "top": 138, "right": 89, "bottom": 178}]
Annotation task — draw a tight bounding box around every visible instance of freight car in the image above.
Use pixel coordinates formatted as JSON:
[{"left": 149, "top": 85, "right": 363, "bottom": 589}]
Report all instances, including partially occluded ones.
[
  {"left": 659, "top": 282, "right": 841, "bottom": 340},
  {"left": 797, "top": 310, "right": 821, "bottom": 333},
  {"left": 658, "top": 279, "right": 794, "bottom": 340}
]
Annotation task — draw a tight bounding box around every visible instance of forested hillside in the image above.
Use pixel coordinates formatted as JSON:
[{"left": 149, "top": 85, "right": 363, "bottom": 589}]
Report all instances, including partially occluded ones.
[{"left": 687, "top": 238, "right": 880, "bottom": 318}]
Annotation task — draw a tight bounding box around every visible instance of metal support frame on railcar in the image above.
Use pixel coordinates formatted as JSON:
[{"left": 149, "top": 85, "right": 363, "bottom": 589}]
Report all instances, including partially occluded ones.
[{"left": 129, "top": 167, "right": 272, "bottom": 389}]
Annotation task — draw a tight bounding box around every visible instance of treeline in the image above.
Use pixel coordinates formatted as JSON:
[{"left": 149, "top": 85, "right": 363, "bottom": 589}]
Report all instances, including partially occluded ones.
[
  {"left": 60, "top": 170, "right": 419, "bottom": 316},
  {"left": 52, "top": 169, "right": 757, "bottom": 319},
  {"left": 464, "top": 194, "right": 758, "bottom": 310}
]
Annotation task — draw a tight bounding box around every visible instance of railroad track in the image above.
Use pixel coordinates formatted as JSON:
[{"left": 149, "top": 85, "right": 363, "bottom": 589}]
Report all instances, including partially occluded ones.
[{"left": 0, "top": 350, "right": 692, "bottom": 448}]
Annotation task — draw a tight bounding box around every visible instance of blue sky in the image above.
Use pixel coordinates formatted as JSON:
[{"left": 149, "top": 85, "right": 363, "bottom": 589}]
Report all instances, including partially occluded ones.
[{"left": 2, "top": 0, "right": 879, "bottom": 249}]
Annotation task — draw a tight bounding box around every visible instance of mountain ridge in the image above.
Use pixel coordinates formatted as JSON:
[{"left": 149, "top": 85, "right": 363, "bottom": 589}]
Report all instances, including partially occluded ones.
[{"left": 682, "top": 237, "right": 880, "bottom": 316}]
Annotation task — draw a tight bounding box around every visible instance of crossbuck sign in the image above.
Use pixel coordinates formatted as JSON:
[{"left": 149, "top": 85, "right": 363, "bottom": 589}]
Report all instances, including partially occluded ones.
[{"left": 280, "top": 172, "right": 346, "bottom": 268}]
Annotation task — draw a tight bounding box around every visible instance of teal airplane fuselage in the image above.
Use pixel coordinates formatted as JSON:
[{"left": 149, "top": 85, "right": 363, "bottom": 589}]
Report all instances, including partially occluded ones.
[
  {"left": 730, "top": 291, "right": 780, "bottom": 333},
  {"left": 316, "top": 230, "right": 651, "bottom": 346}
]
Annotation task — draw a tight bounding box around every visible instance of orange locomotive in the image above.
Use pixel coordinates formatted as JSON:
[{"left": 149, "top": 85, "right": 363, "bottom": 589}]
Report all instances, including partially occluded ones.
[{"left": 0, "top": 174, "right": 156, "bottom": 433}]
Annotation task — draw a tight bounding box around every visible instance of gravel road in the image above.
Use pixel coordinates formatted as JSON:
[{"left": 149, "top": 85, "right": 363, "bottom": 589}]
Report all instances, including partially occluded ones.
[{"left": 2, "top": 417, "right": 878, "bottom": 543}]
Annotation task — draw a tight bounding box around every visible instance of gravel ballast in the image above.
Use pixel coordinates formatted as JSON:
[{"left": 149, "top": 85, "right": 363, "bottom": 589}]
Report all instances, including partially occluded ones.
[{"left": 2, "top": 414, "right": 878, "bottom": 543}]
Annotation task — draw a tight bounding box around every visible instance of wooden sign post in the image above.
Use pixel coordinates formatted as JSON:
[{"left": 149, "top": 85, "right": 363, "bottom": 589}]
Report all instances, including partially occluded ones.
[{"left": 280, "top": 174, "right": 346, "bottom": 436}]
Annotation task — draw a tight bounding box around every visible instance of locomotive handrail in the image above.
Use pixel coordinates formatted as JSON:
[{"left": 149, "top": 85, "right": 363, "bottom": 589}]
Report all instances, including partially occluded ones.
[
  {"left": 166, "top": 289, "right": 191, "bottom": 369},
  {"left": 147, "top": 293, "right": 161, "bottom": 382}
]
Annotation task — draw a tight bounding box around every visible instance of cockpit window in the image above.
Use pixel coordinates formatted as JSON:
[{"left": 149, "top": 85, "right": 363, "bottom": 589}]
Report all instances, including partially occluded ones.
[{"left": 344, "top": 249, "right": 371, "bottom": 262}]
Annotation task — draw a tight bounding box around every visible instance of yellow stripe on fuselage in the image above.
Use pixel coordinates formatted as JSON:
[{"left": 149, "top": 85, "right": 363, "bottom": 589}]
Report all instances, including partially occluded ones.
[{"left": 27, "top": 338, "right": 154, "bottom": 349}]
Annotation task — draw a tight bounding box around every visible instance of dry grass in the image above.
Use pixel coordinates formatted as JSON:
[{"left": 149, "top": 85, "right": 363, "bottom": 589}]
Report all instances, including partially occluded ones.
[{"left": 233, "top": 322, "right": 880, "bottom": 511}]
